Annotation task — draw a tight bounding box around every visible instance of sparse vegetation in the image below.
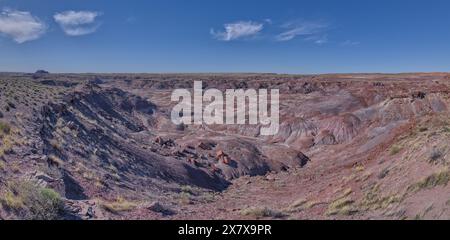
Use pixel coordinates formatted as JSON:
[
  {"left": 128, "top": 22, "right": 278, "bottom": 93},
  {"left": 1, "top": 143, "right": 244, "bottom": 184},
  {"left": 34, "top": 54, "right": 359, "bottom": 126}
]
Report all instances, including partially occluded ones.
[
  {"left": 390, "top": 145, "right": 402, "bottom": 156},
  {"left": 0, "top": 160, "right": 5, "bottom": 171},
  {"left": 443, "top": 126, "right": 450, "bottom": 133},
  {"left": 240, "top": 207, "right": 286, "bottom": 219},
  {"left": 304, "top": 201, "right": 322, "bottom": 209},
  {"left": 100, "top": 197, "right": 138, "bottom": 214},
  {"left": 49, "top": 139, "right": 63, "bottom": 151},
  {"left": 378, "top": 167, "right": 390, "bottom": 179},
  {"left": 326, "top": 188, "right": 357, "bottom": 216},
  {"left": 360, "top": 183, "right": 403, "bottom": 211},
  {"left": 0, "top": 135, "right": 14, "bottom": 156},
  {"left": 326, "top": 197, "right": 356, "bottom": 216},
  {"left": 47, "top": 154, "right": 64, "bottom": 167},
  {"left": 429, "top": 148, "right": 444, "bottom": 164},
  {"left": 419, "top": 127, "right": 428, "bottom": 132},
  {"left": 287, "top": 198, "right": 308, "bottom": 212},
  {"left": 178, "top": 192, "right": 193, "bottom": 205},
  {"left": 0, "top": 121, "right": 11, "bottom": 136},
  {"left": 409, "top": 169, "right": 450, "bottom": 192},
  {"left": 0, "top": 181, "right": 63, "bottom": 220},
  {"left": 180, "top": 185, "right": 195, "bottom": 195}
]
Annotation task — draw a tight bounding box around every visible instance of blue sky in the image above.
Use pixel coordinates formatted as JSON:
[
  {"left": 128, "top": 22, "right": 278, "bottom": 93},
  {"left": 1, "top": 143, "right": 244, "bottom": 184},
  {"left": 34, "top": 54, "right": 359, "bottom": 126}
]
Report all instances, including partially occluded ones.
[{"left": 1, "top": 0, "right": 450, "bottom": 73}]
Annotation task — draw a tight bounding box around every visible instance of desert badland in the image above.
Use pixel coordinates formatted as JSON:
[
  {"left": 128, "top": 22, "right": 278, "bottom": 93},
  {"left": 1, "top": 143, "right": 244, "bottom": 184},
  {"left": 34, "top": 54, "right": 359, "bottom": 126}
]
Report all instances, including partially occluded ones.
[{"left": 1, "top": 72, "right": 450, "bottom": 220}]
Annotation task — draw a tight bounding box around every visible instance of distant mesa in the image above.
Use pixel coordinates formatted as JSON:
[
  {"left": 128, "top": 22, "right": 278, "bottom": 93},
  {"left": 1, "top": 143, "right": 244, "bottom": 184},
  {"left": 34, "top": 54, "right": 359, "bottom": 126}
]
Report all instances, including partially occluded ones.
[
  {"left": 35, "top": 70, "right": 50, "bottom": 74},
  {"left": 33, "top": 70, "right": 50, "bottom": 79}
]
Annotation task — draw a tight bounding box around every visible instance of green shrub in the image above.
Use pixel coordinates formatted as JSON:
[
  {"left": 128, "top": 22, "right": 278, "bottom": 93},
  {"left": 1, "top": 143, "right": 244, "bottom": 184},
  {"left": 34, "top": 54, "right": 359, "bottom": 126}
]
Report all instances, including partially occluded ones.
[
  {"left": 2, "top": 181, "right": 63, "bottom": 220},
  {"left": 28, "top": 188, "right": 64, "bottom": 220},
  {"left": 0, "top": 121, "right": 11, "bottom": 135},
  {"left": 390, "top": 145, "right": 402, "bottom": 156}
]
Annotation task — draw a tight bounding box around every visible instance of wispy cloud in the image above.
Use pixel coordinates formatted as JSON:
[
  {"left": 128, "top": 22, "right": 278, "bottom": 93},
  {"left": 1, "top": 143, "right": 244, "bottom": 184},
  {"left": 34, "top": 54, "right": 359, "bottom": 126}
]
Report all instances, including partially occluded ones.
[
  {"left": 126, "top": 16, "right": 137, "bottom": 24},
  {"left": 211, "top": 21, "right": 264, "bottom": 41},
  {"left": 276, "top": 20, "right": 328, "bottom": 43},
  {"left": 54, "top": 10, "right": 102, "bottom": 36},
  {"left": 0, "top": 8, "right": 46, "bottom": 43},
  {"left": 305, "top": 34, "right": 328, "bottom": 45},
  {"left": 341, "top": 40, "right": 360, "bottom": 46}
]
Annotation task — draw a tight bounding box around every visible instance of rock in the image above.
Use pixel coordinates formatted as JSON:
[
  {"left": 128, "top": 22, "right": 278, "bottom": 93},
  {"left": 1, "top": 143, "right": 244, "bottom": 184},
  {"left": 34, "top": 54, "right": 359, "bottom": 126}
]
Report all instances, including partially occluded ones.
[
  {"left": 155, "top": 136, "right": 163, "bottom": 145},
  {"left": 29, "top": 155, "right": 41, "bottom": 160},
  {"left": 412, "top": 91, "right": 426, "bottom": 99},
  {"left": 23, "top": 171, "right": 56, "bottom": 188},
  {"left": 223, "top": 156, "right": 230, "bottom": 165},
  {"left": 86, "top": 206, "right": 95, "bottom": 219},
  {"left": 297, "top": 152, "right": 311, "bottom": 167},
  {"left": 35, "top": 172, "right": 55, "bottom": 183},
  {"left": 315, "top": 130, "right": 337, "bottom": 145},
  {"left": 197, "top": 141, "right": 211, "bottom": 150},
  {"left": 373, "top": 82, "right": 385, "bottom": 87},
  {"left": 147, "top": 201, "right": 163, "bottom": 212},
  {"left": 216, "top": 150, "right": 225, "bottom": 159},
  {"left": 176, "top": 123, "right": 185, "bottom": 131},
  {"left": 147, "top": 201, "right": 173, "bottom": 215},
  {"left": 265, "top": 174, "right": 277, "bottom": 181}
]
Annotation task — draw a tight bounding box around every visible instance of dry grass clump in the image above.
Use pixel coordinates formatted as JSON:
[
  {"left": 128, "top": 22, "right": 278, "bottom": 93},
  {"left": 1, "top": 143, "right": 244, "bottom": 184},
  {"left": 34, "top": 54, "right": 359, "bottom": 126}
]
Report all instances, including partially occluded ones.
[
  {"left": 240, "top": 207, "right": 286, "bottom": 219},
  {"left": 408, "top": 168, "right": 450, "bottom": 192},
  {"left": 100, "top": 196, "right": 138, "bottom": 214},
  {"left": 0, "top": 121, "right": 11, "bottom": 137},
  {"left": 325, "top": 188, "right": 358, "bottom": 216},
  {"left": 360, "top": 183, "right": 403, "bottom": 211}
]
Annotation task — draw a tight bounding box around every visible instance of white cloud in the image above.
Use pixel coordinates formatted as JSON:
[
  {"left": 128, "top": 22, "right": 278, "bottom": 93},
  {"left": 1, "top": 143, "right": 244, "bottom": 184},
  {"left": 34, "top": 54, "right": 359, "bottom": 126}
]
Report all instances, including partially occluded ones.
[
  {"left": 211, "top": 21, "right": 264, "bottom": 41},
  {"left": 54, "top": 11, "right": 101, "bottom": 36},
  {"left": 341, "top": 40, "right": 360, "bottom": 46},
  {"left": 0, "top": 9, "right": 46, "bottom": 43},
  {"left": 305, "top": 34, "right": 328, "bottom": 45},
  {"left": 276, "top": 21, "right": 328, "bottom": 42}
]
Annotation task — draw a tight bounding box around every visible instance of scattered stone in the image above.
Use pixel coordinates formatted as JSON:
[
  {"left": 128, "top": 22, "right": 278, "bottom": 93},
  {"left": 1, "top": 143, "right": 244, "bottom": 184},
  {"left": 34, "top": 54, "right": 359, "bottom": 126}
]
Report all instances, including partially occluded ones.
[
  {"left": 412, "top": 91, "right": 426, "bottom": 99},
  {"left": 197, "top": 141, "right": 212, "bottom": 150},
  {"left": 297, "top": 153, "right": 311, "bottom": 167},
  {"left": 223, "top": 156, "right": 230, "bottom": 165},
  {"left": 35, "top": 172, "right": 55, "bottom": 183},
  {"left": 373, "top": 82, "right": 385, "bottom": 87},
  {"left": 86, "top": 206, "right": 95, "bottom": 219},
  {"left": 147, "top": 201, "right": 165, "bottom": 212},
  {"left": 147, "top": 201, "right": 174, "bottom": 215},
  {"left": 176, "top": 123, "right": 185, "bottom": 131},
  {"left": 265, "top": 174, "right": 277, "bottom": 181}
]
